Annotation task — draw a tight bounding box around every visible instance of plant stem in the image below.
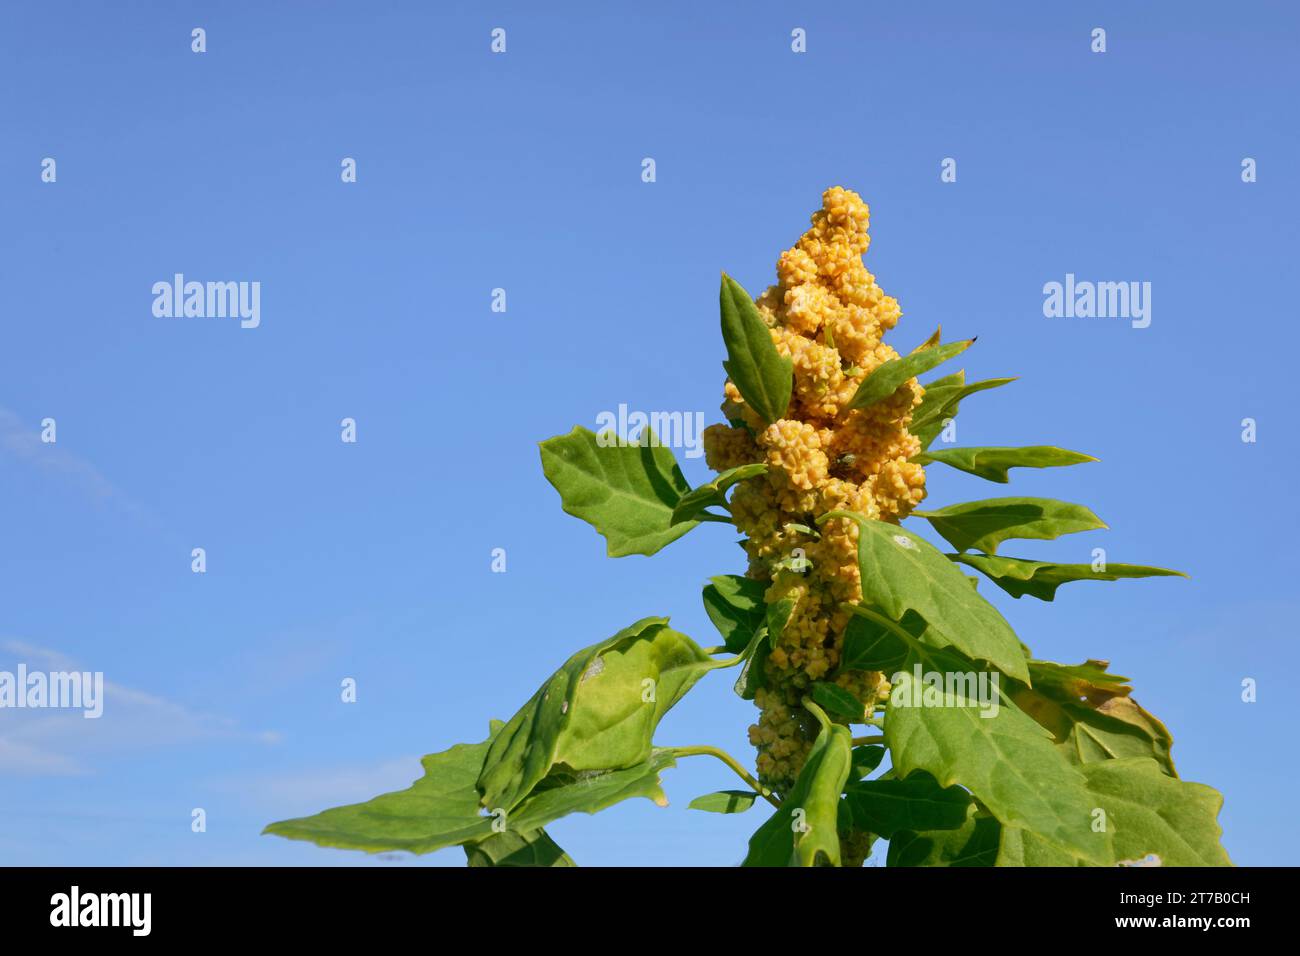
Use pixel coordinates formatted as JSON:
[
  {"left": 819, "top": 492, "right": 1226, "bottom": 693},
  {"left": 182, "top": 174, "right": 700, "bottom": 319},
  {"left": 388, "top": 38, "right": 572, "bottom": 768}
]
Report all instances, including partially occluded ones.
[
  {"left": 851, "top": 735, "right": 885, "bottom": 746},
  {"left": 707, "top": 625, "right": 767, "bottom": 670},
  {"left": 672, "top": 746, "right": 780, "bottom": 808},
  {"left": 695, "top": 511, "right": 733, "bottom": 524}
]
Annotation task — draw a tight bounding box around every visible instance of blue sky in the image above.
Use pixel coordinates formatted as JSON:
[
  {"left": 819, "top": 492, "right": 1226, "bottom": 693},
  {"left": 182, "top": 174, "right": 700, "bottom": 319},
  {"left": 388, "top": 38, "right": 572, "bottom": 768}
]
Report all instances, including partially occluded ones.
[{"left": 1, "top": 0, "right": 1296, "bottom": 866}]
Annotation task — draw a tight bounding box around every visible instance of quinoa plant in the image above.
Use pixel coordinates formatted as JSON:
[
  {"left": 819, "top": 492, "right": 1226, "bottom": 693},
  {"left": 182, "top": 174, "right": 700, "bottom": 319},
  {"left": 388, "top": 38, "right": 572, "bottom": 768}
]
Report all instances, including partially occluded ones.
[{"left": 266, "top": 188, "right": 1230, "bottom": 867}]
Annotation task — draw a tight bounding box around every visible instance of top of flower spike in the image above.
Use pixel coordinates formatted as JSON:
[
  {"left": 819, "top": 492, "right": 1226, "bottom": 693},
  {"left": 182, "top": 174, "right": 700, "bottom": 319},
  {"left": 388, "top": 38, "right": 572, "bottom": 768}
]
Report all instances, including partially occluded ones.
[{"left": 741, "top": 186, "right": 906, "bottom": 428}]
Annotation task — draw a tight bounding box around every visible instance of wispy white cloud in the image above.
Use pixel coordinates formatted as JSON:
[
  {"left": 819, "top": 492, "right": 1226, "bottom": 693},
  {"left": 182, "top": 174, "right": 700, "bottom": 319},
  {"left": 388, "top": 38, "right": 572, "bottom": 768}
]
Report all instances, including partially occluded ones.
[
  {"left": 0, "top": 406, "right": 146, "bottom": 516},
  {"left": 0, "top": 737, "right": 85, "bottom": 776},
  {"left": 0, "top": 639, "right": 280, "bottom": 776}
]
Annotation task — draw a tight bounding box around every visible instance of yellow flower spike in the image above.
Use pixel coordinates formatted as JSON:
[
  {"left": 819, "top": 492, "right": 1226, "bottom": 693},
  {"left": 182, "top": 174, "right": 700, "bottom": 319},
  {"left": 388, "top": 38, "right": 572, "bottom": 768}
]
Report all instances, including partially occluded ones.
[{"left": 703, "top": 189, "right": 929, "bottom": 818}]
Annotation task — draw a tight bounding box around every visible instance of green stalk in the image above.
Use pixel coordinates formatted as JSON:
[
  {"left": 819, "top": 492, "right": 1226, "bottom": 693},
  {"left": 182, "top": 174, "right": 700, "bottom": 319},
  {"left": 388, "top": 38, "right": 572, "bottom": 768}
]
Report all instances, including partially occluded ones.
[{"left": 671, "top": 745, "right": 780, "bottom": 808}]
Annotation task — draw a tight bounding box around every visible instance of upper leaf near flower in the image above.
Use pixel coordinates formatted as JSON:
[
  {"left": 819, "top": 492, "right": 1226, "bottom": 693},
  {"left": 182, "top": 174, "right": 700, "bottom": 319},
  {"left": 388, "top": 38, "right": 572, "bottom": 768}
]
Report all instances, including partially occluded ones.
[
  {"left": 701, "top": 574, "right": 767, "bottom": 654},
  {"left": 953, "top": 553, "right": 1186, "bottom": 600},
  {"left": 539, "top": 426, "right": 697, "bottom": 557},
  {"left": 911, "top": 373, "right": 1016, "bottom": 449},
  {"left": 915, "top": 446, "right": 1097, "bottom": 483},
  {"left": 719, "top": 274, "right": 793, "bottom": 425},
  {"left": 670, "top": 462, "right": 767, "bottom": 526},
  {"left": 911, "top": 497, "right": 1107, "bottom": 554},
  {"left": 847, "top": 336, "right": 973, "bottom": 412},
  {"left": 821, "top": 511, "right": 1028, "bottom": 681}
]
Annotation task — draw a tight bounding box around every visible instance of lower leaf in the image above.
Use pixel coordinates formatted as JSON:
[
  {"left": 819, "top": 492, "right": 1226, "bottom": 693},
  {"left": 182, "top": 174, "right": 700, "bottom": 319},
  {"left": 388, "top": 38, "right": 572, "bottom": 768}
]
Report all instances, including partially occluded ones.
[
  {"left": 464, "top": 828, "right": 576, "bottom": 867},
  {"left": 688, "top": 790, "right": 760, "bottom": 814},
  {"left": 1074, "top": 758, "right": 1230, "bottom": 866},
  {"left": 884, "top": 655, "right": 1114, "bottom": 865},
  {"left": 262, "top": 736, "right": 496, "bottom": 855},
  {"left": 263, "top": 734, "right": 677, "bottom": 859},
  {"left": 477, "top": 618, "right": 716, "bottom": 813},
  {"left": 1009, "top": 659, "right": 1177, "bottom": 775},
  {"left": 887, "top": 806, "right": 1001, "bottom": 867},
  {"left": 842, "top": 772, "right": 972, "bottom": 839}
]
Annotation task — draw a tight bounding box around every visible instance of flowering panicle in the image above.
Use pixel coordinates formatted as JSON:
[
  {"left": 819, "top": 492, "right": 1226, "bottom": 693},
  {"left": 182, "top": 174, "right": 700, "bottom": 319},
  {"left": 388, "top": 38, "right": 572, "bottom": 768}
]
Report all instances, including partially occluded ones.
[{"left": 703, "top": 187, "right": 928, "bottom": 794}]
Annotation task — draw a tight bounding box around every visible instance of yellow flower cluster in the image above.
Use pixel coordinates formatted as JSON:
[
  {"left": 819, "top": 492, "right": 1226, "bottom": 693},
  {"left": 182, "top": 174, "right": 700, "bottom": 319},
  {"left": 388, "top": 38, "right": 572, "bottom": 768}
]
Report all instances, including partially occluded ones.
[{"left": 703, "top": 187, "right": 928, "bottom": 800}]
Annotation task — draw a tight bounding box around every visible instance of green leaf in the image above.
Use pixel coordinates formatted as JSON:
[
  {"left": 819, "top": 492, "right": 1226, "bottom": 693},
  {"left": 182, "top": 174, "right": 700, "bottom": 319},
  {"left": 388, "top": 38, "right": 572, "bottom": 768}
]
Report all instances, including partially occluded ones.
[
  {"left": 702, "top": 574, "right": 768, "bottom": 653},
  {"left": 911, "top": 375, "right": 1016, "bottom": 450},
  {"left": 839, "top": 608, "right": 915, "bottom": 672},
  {"left": 911, "top": 497, "right": 1106, "bottom": 554},
  {"left": 915, "top": 446, "right": 1097, "bottom": 483},
  {"left": 719, "top": 274, "right": 793, "bottom": 425},
  {"left": 884, "top": 656, "right": 1113, "bottom": 864},
  {"left": 1009, "top": 659, "right": 1177, "bottom": 775},
  {"left": 733, "top": 625, "right": 771, "bottom": 701},
  {"left": 766, "top": 596, "right": 796, "bottom": 645},
  {"left": 743, "top": 716, "right": 853, "bottom": 867},
  {"left": 953, "top": 553, "right": 1187, "bottom": 601},
  {"left": 670, "top": 463, "right": 767, "bottom": 526},
  {"left": 851, "top": 745, "right": 886, "bottom": 778},
  {"left": 791, "top": 723, "right": 853, "bottom": 868},
  {"left": 464, "top": 828, "right": 576, "bottom": 867},
  {"left": 922, "top": 370, "right": 966, "bottom": 391},
  {"left": 992, "top": 823, "right": 1075, "bottom": 866},
  {"left": 1074, "top": 758, "right": 1230, "bottom": 866},
  {"left": 263, "top": 736, "right": 496, "bottom": 855},
  {"left": 477, "top": 618, "right": 718, "bottom": 812},
  {"left": 887, "top": 806, "right": 1002, "bottom": 867},
  {"left": 847, "top": 338, "right": 973, "bottom": 412},
  {"left": 688, "top": 790, "right": 760, "bottom": 814},
  {"left": 265, "top": 732, "right": 678, "bottom": 859},
  {"left": 505, "top": 750, "right": 677, "bottom": 832},
  {"left": 842, "top": 771, "right": 972, "bottom": 838},
  {"left": 810, "top": 682, "right": 866, "bottom": 722},
  {"left": 821, "top": 512, "right": 1028, "bottom": 681},
  {"left": 711, "top": 581, "right": 782, "bottom": 700},
  {"left": 917, "top": 326, "right": 943, "bottom": 349},
  {"left": 1026, "top": 658, "right": 1133, "bottom": 697},
  {"left": 539, "top": 426, "right": 697, "bottom": 557},
  {"left": 997, "top": 759, "right": 1231, "bottom": 867},
  {"left": 910, "top": 371, "right": 969, "bottom": 435}
]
